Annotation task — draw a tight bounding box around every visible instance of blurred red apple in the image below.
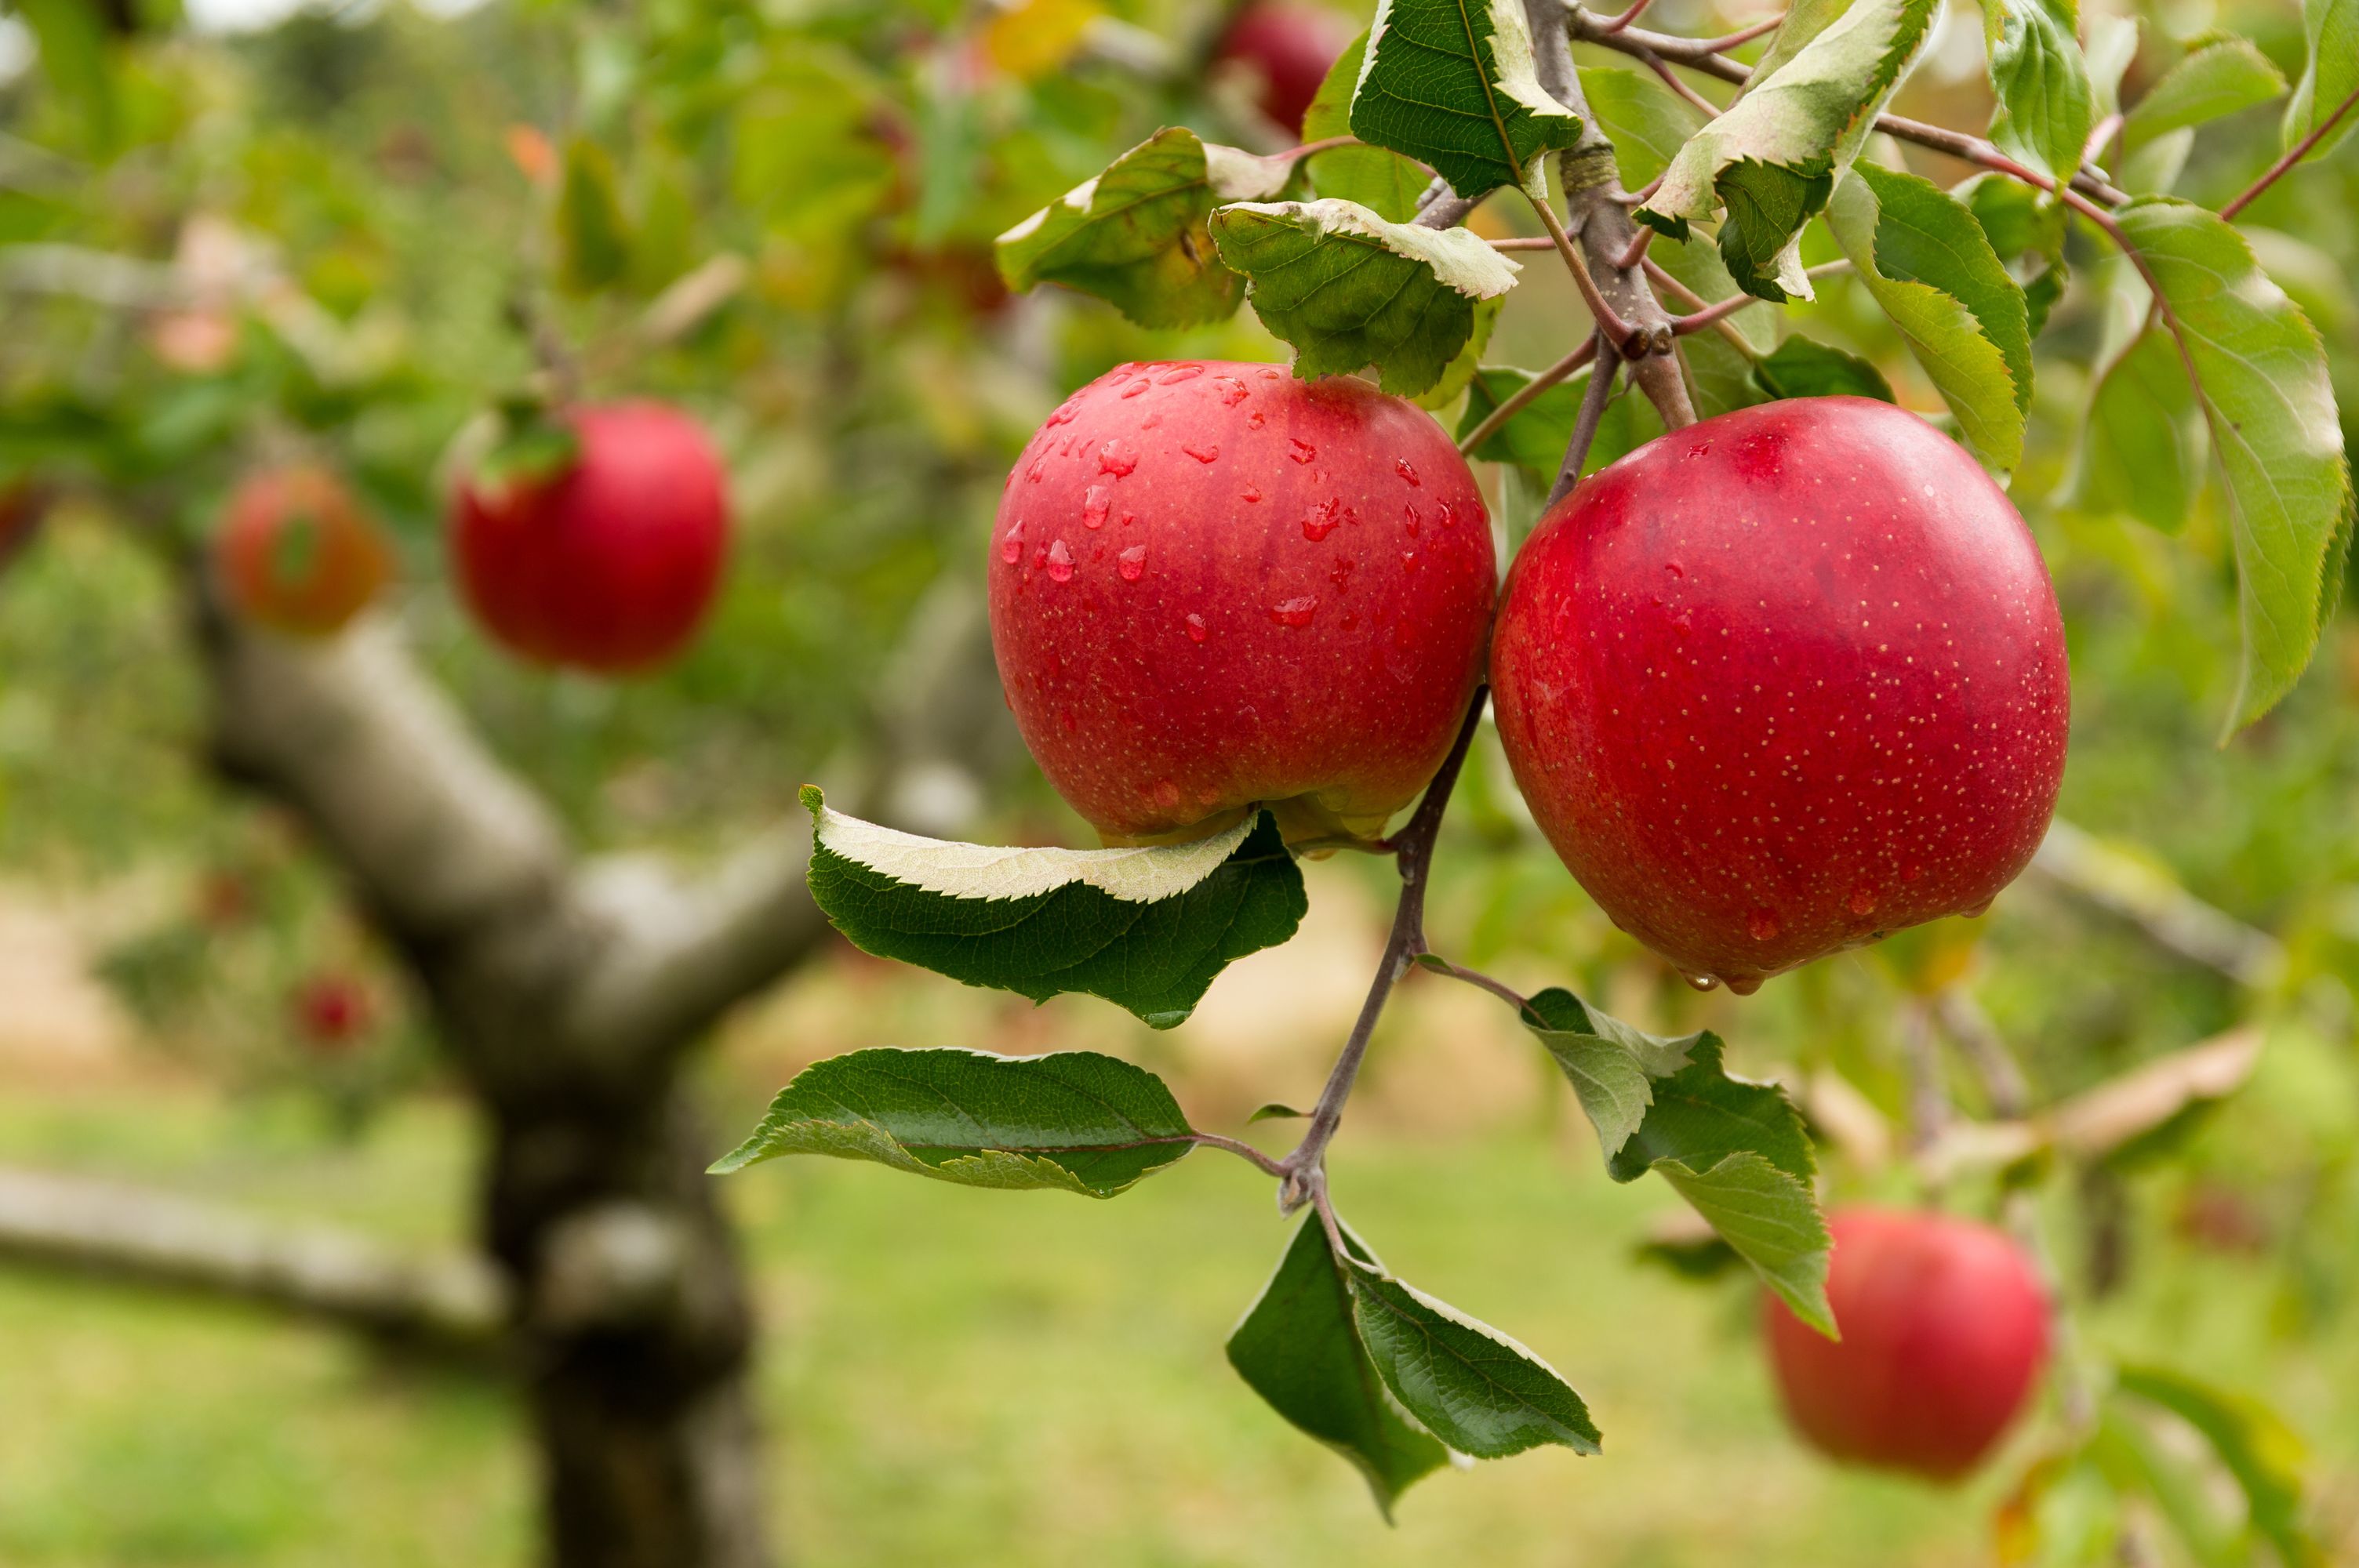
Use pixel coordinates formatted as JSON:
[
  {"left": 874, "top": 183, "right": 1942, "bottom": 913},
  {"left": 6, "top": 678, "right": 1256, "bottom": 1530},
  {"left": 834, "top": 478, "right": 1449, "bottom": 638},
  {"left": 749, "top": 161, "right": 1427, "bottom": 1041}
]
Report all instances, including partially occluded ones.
[
  {"left": 216, "top": 464, "right": 394, "bottom": 637},
  {"left": 449, "top": 401, "right": 731, "bottom": 675},
  {"left": 1765, "top": 1207, "right": 2049, "bottom": 1479},
  {"left": 1490, "top": 397, "right": 2069, "bottom": 993},
  {"left": 293, "top": 974, "right": 373, "bottom": 1052},
  {"left": 989, "top": 361, "right": 1494, "bottom": 844},
  {"left": 1215, "top": 2, "right": 1356, "bottom": 136}
]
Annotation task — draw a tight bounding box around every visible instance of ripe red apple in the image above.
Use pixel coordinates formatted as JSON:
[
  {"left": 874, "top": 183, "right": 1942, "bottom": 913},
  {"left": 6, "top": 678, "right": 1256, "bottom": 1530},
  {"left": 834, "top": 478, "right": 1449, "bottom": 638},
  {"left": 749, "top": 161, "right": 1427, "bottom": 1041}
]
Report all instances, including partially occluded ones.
[
  {"left": 215, "top": 464, "right": 394, "bottom": 637},
  {"left": 293, "top": 974, "right": 373, "bottom": 1053},
  {"left": 1215, "top": 2, "right": 1356, "bottom": 136},
  {"left": 1765, "top": 1207, "right": 2050, "bottom": 1479},
  {"left": 449, "top": 401, "right": 730, "bottom": 674},
  {"left": 989, "top": 361, "right": 1495, "bottom": 844},
  {"left": 1490, "top": 397, "right": 2069, "bottom": 993}
]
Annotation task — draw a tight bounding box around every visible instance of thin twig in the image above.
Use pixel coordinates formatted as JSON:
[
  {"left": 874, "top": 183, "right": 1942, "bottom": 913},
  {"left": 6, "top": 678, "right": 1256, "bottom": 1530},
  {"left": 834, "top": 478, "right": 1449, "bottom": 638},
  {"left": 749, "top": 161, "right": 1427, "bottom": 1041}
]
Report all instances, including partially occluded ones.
[
  {"left": 2220, "top": 82, "right": 2359, "bottom": 220},
  {"left": 1616, "top": 223, "right": 1654, "bottom": 271},
  {"left": 1276, "top": 134, "right": 1361, "bottom": 162},
  {"left": 1594, "top": 0, "right": 1652, "bottom": 31},
  {"left": 1669, "top": 260, "right": 1850, "bottom": 335},
  {"left": 1547, "top": 335, "right": 1620, "bottom": 507},
  {"left": 1456, "top": 336, "right": 1598, "bottom": 456},
  {"left": 1275, "top": 691, "right": 1490, "bottom": 1210},
  {"left": 1488, "top": 235, "right": 1561, "bottom": 250},
  {"left": 1636, "top": 44, "right": 1725, "bottom": 120},
  {"left": 1524, "top": 189, "right": 1646, "bottom": 354},
  {"left": 1641, "top": 256, "right": 1765, "bottom": 359},
  {"left": 1422, "top": 956, "right": 1532, "bottom": 1011},
  {"left": 1694, "top": 12, "right": 1786, "bottom": 52},
  {"left": 1191, "top": 1131, "right": 1290, "bottom": 1177}
]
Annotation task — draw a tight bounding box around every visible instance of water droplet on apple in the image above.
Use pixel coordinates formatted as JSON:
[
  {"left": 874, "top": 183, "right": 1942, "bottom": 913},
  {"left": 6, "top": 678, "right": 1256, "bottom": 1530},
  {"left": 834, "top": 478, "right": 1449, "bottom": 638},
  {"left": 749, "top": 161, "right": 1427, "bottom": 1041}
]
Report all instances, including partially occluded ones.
[
  {"left": 1403, "top": 506, "right": 1420, "bottom": 537},
  {"left": 1287, "top": 438, "right": 1317, "bottom": 465},
  {"left": 1686, "top": 441, "right": 1711, "bottom": 459},
  {"left": 1026, "top": 457, "right": 1049, "bottom": 484},
  {"left": 1401, "top": 550, "right": 1418, "bottom": 568},
  {"left": 1747, "top": 908, "right": 1781, "bottom": 942},
  {"left": 999, "top": 521, "right": 1024, "bottom": 564},
  {"left": 1045, "top": 401, "right": 1081, "bottom": 427},
  {"left": 1045, "top": 539, "right": 1074, "bottom": 583},
  {"left": 1097, "top": 441, "right": 1138, "bottom": 477},
  {"left": 1664, "top": 561, "right": 1685, "bottom": 579},
  {"left": 1723, "top": 973, "right": 1765, "bottom": 996},
  {"left": 1213, "top": 376, "right": 1249, "bottom": 406},
  {"left": 1158, "top": 365, "right": 1202, "bottom": 384},
  {"left": 1395, "top": 458, "right": 1420, "bottom": 487},
  {"left": 1248, "top": 411, "right": 1266, "bottom": 429},
  {"left": 1301, "top": 499, "right": 1342, "bottom": 541},
  {"left": 1183, "top": 613, "right": 1208, "bottom": 642},
  {"left": 1183, "top": 442, "right": 1220, "bottom": 463},
  {"left": 1269, "top": 595, "right": 1320, "bottom": 627},
  {"left": 1120, "top": 377, "right": 1151, "bottom": 398},
  {"left": 1435, "top": 500, "right": 1456, "bottom": 529},
  {"left": 1848, "top": 885, "right": 1880, "bottom": 916},
  {"left": 1116, "top": 544, "right": 1146, "bottom": 582},
  {"left": 1081, "top": 487, "right": 1111, "bottom": 529},
  {"left": 1241, "top": 485, "right": 1262, "bottom": 503}
]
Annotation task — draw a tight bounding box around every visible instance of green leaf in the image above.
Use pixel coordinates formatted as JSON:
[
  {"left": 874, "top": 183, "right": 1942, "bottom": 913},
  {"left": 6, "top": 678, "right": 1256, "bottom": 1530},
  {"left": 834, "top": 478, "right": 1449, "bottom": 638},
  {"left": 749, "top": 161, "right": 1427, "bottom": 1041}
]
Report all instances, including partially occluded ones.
[
  {"left": 800, "top": 787, "right": 1306, "bottom": 1028},
  {"left": 712, "top": 1047, "right": 1196, "bottom": 1194},
  {"left": 1348, "top": 0, "right": 1585, "bottom": 201},
  {"left": 1826, "top": 161, "right": 2031, "bottom": 470},
  {"left": 2116, "top": 198, "right": 2355, "bottom": 732},
  {"left": 1227, "top": 1218, "right": 1449, "bottom": 1518},
  {"left": 557, "top": 136, "right": 634, "bottom": 295},
  {"left": 1414, "top": 296, "right": 1502, "bottom": 411},
  {"left": 2284, "top": 0, "right": 2358, "bottom": 162},
  {"left": 2122, "top": 38, "right": 2288, "bottom": 150},
  {"left": 1246, "top": 1103, "right": 1308, "bottom": 1123},
  {"left": 1750, "top": 335, "right": 1896, "bottom": 402},
  {"left": 1343, "top": 1252, "right": 1600, "bottom": 1459},
  {"left": 1305, "top": 31, "right": 1427, "bottom": 222},
  {"left": 1579, "top": 65, "right": 1707, "bottom": 191},
  {"left": 1745, "top": 0, "right": 1857, "bottom": 82},
  {"left": 1457, "top": 365, "right": 1581, "bottom": 471},
  {"left": 1638, "top": 0, "right": 1939, "bottom": 300},
  {"left": 2114, "top": 1366, "right": 2322, "bottom": 1566},
  {"left": 1209, "top": 198, "right": 1521, "bottom": 397},
  {"left": 2070, "top": 263, "right": 2202, "bottom": 532},
  {"left": 994, "top": 127, "right": 1293, "bottom": 328},
  {"left": 2085, "top": 13, "right": 2142, "bottom": 118},
  {"left": 1963, "top": 176, "right": 2069, "bottom": 334},
  {"left": 1518, "top": 989, "right": 1832, "bottom": 1332},
  {"left": 17, "top": 0, "right": 119, "bottom": 153},
  {"left": 1978, "top": 0, "right": 2095, "bottom": 183}
]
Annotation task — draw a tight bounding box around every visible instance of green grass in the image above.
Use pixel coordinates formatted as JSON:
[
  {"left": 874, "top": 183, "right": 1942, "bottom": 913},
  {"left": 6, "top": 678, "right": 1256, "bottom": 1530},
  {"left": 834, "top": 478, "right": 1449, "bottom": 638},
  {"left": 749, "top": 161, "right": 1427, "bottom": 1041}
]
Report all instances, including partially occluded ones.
[{"left": 0, "top": 1078, "right": 2344, "bottom": 1566}]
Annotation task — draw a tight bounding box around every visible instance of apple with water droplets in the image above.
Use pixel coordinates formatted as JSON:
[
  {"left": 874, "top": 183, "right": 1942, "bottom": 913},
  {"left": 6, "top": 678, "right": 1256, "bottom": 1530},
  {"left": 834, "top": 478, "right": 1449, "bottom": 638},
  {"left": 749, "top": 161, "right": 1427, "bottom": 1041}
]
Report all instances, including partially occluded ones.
[
  {"left": 1765, "top": 1207, "right": 2049, "bottom": 1479},
  {"left": 989, "top": 361, "right": 1495, "bottom": 845},
  {"left": 1490, "top": 397, "right": 2069, "bottom": 993},
  {"left": 449, "top": 401, "right": 730, "bottom": 675},
  {"left": 1213, "top": 1, "right": 1356, "bottom": 136}
]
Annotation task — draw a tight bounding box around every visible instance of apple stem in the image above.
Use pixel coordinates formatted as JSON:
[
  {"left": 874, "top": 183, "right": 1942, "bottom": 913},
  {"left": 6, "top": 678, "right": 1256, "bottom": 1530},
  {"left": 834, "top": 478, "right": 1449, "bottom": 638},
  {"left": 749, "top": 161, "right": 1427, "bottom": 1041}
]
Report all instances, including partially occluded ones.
[
  {"left": 1274, "top": 689, "right": 1491, "bottom": 1212},
  {"left": 1544, "top": 333, "right": 1621, "bottom": 508}
]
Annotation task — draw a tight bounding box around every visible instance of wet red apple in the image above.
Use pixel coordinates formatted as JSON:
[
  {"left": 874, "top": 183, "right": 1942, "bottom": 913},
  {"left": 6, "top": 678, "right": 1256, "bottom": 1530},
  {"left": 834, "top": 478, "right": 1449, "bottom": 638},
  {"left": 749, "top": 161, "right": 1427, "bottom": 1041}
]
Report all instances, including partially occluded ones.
[
  {"left": 449, "top": 401, "right": 730, "bottom": 674},
  {"left": 1215, "top": 1, "right": 1356, "bottom": 136},
  {"left": 216, "top": 464, "right": 394, "bottom": 637},
  {"left": 1765, "top": 1207, "right": 2049, "bottom": 1479},
  {"left": 1490, "top": 397, "right": 2069, "bottom": 993},
  {"left": 989, "top": 361, "right": 1495, "bottom": 844}
]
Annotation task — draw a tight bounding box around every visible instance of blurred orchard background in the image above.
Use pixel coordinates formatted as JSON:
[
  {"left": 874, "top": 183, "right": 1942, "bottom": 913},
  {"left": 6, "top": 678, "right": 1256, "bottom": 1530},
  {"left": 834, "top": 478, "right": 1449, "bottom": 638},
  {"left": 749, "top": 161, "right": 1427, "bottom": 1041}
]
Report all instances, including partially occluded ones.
[{"left": 2, "top": 0, "right": 2357, "bottom": 1563}]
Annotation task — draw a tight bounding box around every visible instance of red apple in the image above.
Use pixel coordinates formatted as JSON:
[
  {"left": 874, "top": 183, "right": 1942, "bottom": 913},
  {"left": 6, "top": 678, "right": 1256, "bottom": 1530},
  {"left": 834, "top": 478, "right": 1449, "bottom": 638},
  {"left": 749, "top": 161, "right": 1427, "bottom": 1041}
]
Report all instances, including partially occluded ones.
[
  {"left": 1215, "top": 2, "right": 1357, "bottom": 136},
  {"left": 1490, "top": 397, "right": 2068, "bottom": 993},
  {"left": 449, "top": 401, "right": 730, "bottom": 674},
  {"left": 989, "top": 361, "right": 1494, "bottom": 844},
  {"left": 216, "top": 464, "right": 394, "bottom": 637},
  {"left": 293, "top": 974, "right": 373, "bottom": 1052},
  {"left": 1765, "top": 1207, "right": 2050, "bottom": 1479}
]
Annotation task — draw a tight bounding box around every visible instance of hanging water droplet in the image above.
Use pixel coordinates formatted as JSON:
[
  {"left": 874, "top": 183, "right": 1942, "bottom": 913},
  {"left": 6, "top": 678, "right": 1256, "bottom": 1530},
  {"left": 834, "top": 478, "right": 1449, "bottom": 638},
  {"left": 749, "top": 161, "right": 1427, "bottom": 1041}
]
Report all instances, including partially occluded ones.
[
  {"left": 1184, "top": 613, "right": 1208, "bottom": 643},
  {"left": 1287, "top": 438, "right": 1317, "bottom": 465},
  {"left": 1723, "top": 973, "right": 1765, "bottom": 996},
  {"left": 1183, "top": 442, "right": 1220, "bottom": 463},
  {"left": 1082, "top": 486, "right": 1111, "bottom": 529},
  {"left": 1269, "top": 595, "right": 1320, "bottom": 628},
  {"left": 1301, "top": 498, "right": 1342, "bottom": 542},
  {"left": 1747, "top": 909, "right": 1782, "bottom": 942},
  {"left": 1395, "top": 457, "right": 1420, "bottom": 487},
  {"left": 1097, "top": 440, "right": 1137, "bottom": 477},
  {"left": 1117, "top": 544, "right": 1146, "bottom": 582},
  {"left": 1680, "top": 971, "right": 1719, "bottom": 993},
  {"left": 1046, "top": 539, "right": 1074, "bottom": 583},
  {"left": 999, "top": 521, "right": 1024, "bottom": 564}
]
